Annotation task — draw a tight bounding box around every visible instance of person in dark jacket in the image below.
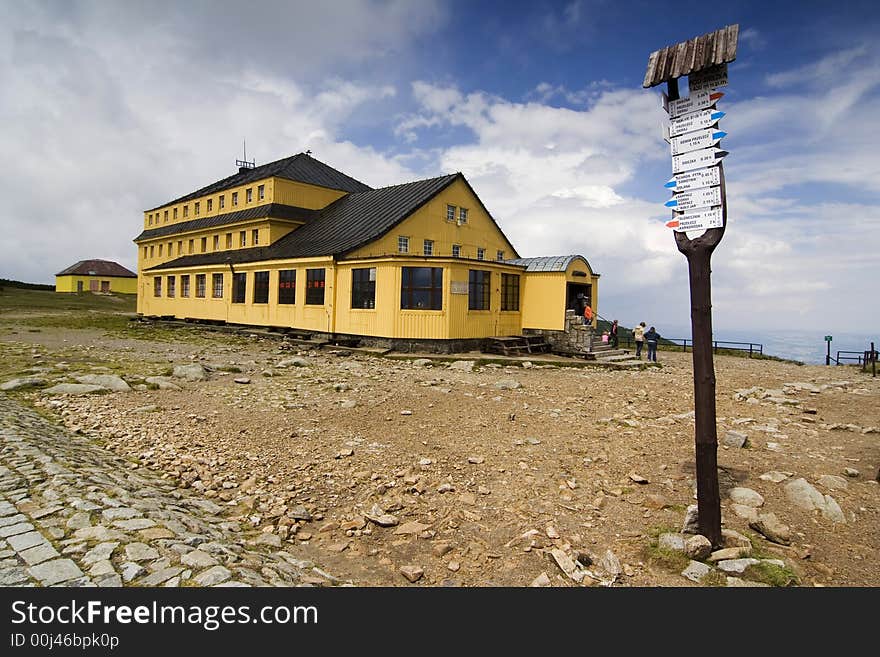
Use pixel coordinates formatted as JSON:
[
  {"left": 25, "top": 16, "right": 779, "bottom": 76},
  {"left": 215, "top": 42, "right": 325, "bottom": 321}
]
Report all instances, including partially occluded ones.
[
  {"left": 645, "top": 326, "right": 660, "bottom": 362},
  {"left": 610, "top": 320, "right": 619, "bottom": 348}
]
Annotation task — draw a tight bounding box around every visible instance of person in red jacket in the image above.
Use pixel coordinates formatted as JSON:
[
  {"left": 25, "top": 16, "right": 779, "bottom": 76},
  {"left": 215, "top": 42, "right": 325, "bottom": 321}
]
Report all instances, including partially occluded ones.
[{"left": 583, "top": 304, "right": 593, "bottom": 326}]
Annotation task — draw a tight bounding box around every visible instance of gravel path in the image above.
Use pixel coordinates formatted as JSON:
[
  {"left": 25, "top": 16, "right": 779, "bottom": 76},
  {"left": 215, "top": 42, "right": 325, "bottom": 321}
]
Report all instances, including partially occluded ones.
[{"left": 0, "top": 394, "right": 344, "bottom": 587}]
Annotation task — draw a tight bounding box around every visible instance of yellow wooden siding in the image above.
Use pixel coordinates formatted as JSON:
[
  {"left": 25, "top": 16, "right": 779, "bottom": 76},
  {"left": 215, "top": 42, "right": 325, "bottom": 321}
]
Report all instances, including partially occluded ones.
[
  {"left": 520, "top": 272, "right": 566, "bottom": 331},
  {"left": 55, "top": 275, "right": 137, "bottom": 295},
  {"left": 143, "top": 178, "right": 276, "bottom": 230},
  {"left": 346, "top": 178, "right": 516, "bottom": 261},
  {"left": 272, "top": 178, "right": 348, "bottom": 210}
]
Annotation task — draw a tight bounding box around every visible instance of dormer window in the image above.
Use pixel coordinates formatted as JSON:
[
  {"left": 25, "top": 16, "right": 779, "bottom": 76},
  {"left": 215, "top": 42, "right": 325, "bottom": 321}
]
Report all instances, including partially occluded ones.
[
  {"left": 219, "top": 195, "right": 225, "bottom": 209},
  {"left": 183, "top": 205, "right": 189, "bottom": 218},
  {"left": 207, "top": 198, "right": 213, "bottom": 212},
  {"left": 232, "top": 192, "right": 239, "bottom": 206},
  {"left": 258, "top": 184, "right": 265, "bottom": 200},
  {"left": 194, "top": 202, "right": 200, "bottom": 216},
  {"left": 246, "top": 188, "right": 253, "bottom": 203}
]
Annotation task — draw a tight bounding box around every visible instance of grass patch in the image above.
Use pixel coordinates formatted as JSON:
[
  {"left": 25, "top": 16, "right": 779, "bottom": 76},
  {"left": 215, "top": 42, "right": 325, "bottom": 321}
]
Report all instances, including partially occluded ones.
[
  {"left": 743, "top": 561, "right": 800, "bottom": 587},
  {"left": 700, "top": 570, "right": 727, "bottom": 587},
  {"left": 642, "top": 526, "right": 690, "bottom": 573},
  {"left": 217, "top": 365, "right": 242, "bottom": 373},
  {"left": 0, "top": 287, "right": 137, "bottom": 313}
]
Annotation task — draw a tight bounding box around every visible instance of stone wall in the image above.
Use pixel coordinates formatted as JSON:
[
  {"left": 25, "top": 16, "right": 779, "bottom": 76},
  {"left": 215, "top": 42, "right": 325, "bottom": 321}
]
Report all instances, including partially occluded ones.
[{"left": 525, "top": 310, "right": 594, "bottom": 354}]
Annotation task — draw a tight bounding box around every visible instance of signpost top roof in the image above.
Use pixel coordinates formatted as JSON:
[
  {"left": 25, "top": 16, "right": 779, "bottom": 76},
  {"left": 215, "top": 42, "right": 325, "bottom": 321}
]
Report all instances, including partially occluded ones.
[{"left": 643, "top": 24, "right": 739, "bottom": 89}]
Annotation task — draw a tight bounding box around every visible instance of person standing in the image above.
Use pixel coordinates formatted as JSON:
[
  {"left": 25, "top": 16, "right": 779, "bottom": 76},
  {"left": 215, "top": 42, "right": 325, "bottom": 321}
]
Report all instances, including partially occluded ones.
[
  {"left": 633, "top": 322, "right": 646, "bottom": 359},
  {"left": 583, "top": 303, "right": 593, "bottom": 327},
  {"left": 610, "top": 320, "right": 619, "bottom": 348},
  {"left": 644, "top": 326, "right": 659, "bottom": 362}
]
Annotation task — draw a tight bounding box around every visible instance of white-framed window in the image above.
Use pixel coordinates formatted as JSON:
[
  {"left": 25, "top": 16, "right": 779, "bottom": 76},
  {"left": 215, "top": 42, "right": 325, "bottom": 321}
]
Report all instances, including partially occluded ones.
[
  {"left": 240, "top": 231, "right": 246, "bottom": 247},
  {"left": 194, "top": 201, "right": 200, "bottom": 216},
  {"left": 188, "top": 239, "right": 194, "bottom": 254},
  {"left": 164, "top": 210, "right": 168, "bottom": 222},
  {"left": 158, "top": 244, "right": 163, "bottom": 257},
  {"left": 258, "top": 184, "right": 265, "bottom": 201},
  {"left": 459, "top": 207, "right": 468, "bottom": 224},
  {"left": 207, "top": 198, "right": 213, "bottom": 212},
  {"left": 226, "top": 233, "right": 232, "bottom": 249},
  {"left": 423, "top": 239, "right": 434, "bottom": 256},
  {"left": 213, "top": 235, "right": 219, "bottom": 250},
  {"left": 252, "top": 229, "right": 259, "bottom": 245},
  {"left": 446, "top": 204, "right": 456, "bottom": 222},
  {"left": 219, "top": 195, "right": 225, "bottom": 209},
  {"left": 496, "top": 250, "right": 504, "bottom": 261},
  {"left": 232, "top": 192, "right": 238, "bottom": 206},
  {"left": 477, "top": 247, "right": 485, "bottom": 260},
  {"left": 148, "top": 214, "right": 153, "bottom": 226},
  {"left": 246, "top": 188, "right": 253, "bottom": 203},
  {"left": 173, "top": 208, "right": 178, "bottom": 220},
  {"left": 398, "top": 236, "right": 409, "bottom": 253},
  {"left": 451, "top": 244, "right": 461, "bottom": 258},
  {"left": 183, "top": 205, "right": 189, "bottom": 218}
]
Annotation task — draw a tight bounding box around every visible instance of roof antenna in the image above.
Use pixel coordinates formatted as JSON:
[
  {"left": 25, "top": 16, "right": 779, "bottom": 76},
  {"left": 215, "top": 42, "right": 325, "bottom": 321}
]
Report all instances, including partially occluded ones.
[
  {"left": 305, "top": 149, "right": 312, "bottom": 155},
  {"left": 236, "top": 139, "right": 255, "bottom": 173}
]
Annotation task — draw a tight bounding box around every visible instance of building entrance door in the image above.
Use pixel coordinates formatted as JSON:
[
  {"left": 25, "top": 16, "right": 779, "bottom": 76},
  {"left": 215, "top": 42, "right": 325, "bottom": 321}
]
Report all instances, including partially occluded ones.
[
  {"left": 76, "top": 281, "right": 83, "bottom": 292},
  {"left": 89, "top": 280, "right": 99, "bottom": 292}
]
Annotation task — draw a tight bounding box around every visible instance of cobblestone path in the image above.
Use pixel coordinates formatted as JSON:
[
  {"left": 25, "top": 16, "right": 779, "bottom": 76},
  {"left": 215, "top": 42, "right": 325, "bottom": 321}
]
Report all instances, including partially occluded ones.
[{"left": 0, "top": 394, "right": 344, "bottom": 587}]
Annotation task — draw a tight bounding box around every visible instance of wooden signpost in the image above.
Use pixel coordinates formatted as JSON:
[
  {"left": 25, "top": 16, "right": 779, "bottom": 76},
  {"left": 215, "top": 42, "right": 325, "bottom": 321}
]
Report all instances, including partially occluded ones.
[{"left": 643, "top": 24, "right": 739, "bottom": 547}]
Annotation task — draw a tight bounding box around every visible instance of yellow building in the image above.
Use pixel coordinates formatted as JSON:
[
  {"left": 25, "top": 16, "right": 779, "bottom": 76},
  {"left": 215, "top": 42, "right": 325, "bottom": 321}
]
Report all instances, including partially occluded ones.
[
  {"left": 56, "top": 259, "right": 137, "bottom": 294},
  {"left": 135, "top": 153, "right": 599, "bottom": 347}
]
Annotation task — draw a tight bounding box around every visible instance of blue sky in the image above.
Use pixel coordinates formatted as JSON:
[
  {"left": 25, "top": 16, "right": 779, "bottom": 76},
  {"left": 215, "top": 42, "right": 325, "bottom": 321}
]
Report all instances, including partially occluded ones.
[{"left": 1, "top": 1, "right": 878, "bottom": 333}]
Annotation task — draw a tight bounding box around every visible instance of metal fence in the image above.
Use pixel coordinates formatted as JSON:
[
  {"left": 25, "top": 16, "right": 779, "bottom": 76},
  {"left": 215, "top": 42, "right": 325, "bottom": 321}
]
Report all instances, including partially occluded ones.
[{"left": 615, "top": 336, "right": 763, "bottom": 357}]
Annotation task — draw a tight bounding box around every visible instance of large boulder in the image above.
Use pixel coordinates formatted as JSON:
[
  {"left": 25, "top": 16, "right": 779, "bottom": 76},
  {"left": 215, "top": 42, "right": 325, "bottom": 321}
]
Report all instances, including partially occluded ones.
[
  {"left": 172, "top": 364, "right": 208, "bottom": 381},
  {"left": 144, "top": 377, "right": 181, "bottom": 390},
  {"left": 448, "top": 360, "right": 475, "bottom": 372},
  {"left": 0, "top": 377, "right": 46, "bottom": 391},
  {"left": 75, "top": 374, "right": 131, "bottom": 392},
  {"left": 784, "top": 478, "right": 846, "bottom": 523},
  {"left": 42, "top": 384, "right": 106, "bottom": 395}
]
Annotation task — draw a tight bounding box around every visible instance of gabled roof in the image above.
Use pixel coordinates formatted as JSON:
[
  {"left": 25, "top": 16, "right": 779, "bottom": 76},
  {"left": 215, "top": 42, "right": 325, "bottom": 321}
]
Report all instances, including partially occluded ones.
[
  {"left": 134, "top": 203, "right": 316, "bottom": 242},
  {"left": 57, "top": 259, "right": 136, "bottom": 278},
  {"left": 147, "top": 153, "right": 372, "bottom": 212},
  {"left": 505, "top": 255, "right": 599, "bottom": 276},
  {"left": 146, "top": 172, "right": 519, "bottom": 271}
]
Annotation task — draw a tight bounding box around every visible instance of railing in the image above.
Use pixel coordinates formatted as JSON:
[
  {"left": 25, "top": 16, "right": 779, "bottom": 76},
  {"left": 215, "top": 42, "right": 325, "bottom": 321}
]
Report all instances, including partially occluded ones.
[
  {"left": 832, "top": 343, "right": 878, "bottom": 377},
  {"left": 615, "top": 335, "right": 763, "bottom": 357}
]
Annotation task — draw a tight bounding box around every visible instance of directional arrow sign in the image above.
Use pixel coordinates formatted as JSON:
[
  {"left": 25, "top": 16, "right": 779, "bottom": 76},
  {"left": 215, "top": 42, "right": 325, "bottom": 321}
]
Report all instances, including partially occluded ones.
[
  {"left": 671, "top": 128, "right": 727, "bottom": 155},
  {"left": 689, "top": 64, "right": 729, "bottom": 93},
  {"left": 667, "top": 90, "right": 724, "bottom": 119},
  {"left": 665, "top": 206, "right": 723, "bottom": 232},
  {"left": 665, "top": 166, "right": 722, "bottom": 192},
  {"left": 669, "top": 109, "right": 725, "bottom": 138},
  {"left": 672, "top": 146, "right": 728, "bottom": 174},
  {"left": 666, "top": 185, "right": 722, "bottom": 211}
]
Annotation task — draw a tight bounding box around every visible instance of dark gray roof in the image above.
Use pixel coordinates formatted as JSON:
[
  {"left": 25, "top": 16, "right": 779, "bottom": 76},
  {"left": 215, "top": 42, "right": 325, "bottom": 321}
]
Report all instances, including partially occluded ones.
[
  {"left": 134, "top": 204, "right": 316, "bottom": 242},
  {"left": 146, "top": 173, "right": 518, "bottom": 271},
  {"left": 147, "top": 153, "right": 372, "bottom": 212},
  {"left": 57, "top": 259, "right": 136, "bottom": 278},
  {"left": 505, "top": 255, "right": 599, "bottom": 276}
]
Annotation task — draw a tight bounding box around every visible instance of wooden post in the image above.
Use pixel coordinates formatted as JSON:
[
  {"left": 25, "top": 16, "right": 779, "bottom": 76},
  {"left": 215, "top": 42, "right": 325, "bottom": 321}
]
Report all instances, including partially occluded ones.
[
  {"left": 667, "top": 78, "right": 724, "bottom": 548},
  {"left": 826, "top": 339, "right": 831, "bottom": 366},
  {"left": 872, "top": 342, "right": 876, "bottom": 378}
]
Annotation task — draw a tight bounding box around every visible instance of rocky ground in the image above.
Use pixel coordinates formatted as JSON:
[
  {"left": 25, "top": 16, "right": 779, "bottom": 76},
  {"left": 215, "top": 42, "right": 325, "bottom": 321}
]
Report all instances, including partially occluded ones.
[{"left": 1, "top": 317, "right": 878, "bottom": 587}]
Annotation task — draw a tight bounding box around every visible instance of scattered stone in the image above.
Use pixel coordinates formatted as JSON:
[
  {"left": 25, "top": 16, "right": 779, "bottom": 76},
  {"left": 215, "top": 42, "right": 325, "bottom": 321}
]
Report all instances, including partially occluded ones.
[
  {"left": 643, "top": 494, "right": 669, "bottom": 510},
  {"left": 708, "top": 547, "right": 751, "bottom": 563},
  {"left": 288, "top": 505, "right": 312, "bottom": 521},
  {"left": 728, "top": 487, "right": 764, "bottom": 508},
  {"left": 720, "top": 529, "right": 752, "bottom": 550},
  {"left": 467, "top": 456, "right": 485, "bottom": 464},
  {"left": 550, "top": 548, "right": 579, "bottom": 579},
  {"left": 8, "top": 531, "right": 48, "bottom": 552},
  {"left": 278, "top": 357, "right": 309, "bottom": 368},
  {"left": 394, "top": 521, "right": 431, "bottom": 535},
  {"left": 685, "top": 535, "right": 713, "bottom": 560},
  {"left": 124, "top": 543, "right": 160, "bottom": 562},
  {"left": 28, "top": 559, "right": 84, "bottom": 586},
  {"left": 42, "top": 383, "right": 106, "bottom": 395},
  {"left": 412, "top": 359, "right": 433, "bottom": 367},
  {"left": 74, "top": 374, "right": 131, "bottom": 392},
  {"left": 628, "top": 472, "right": 649, "bottom": 484},
  {"left": 844, "top": 468, "right": 860, "bottom": 478},
  {"left": 681, "top": 560, "right": 712, "bottom": 583},
  {"left": 82, "top": 542, "right": 119, "bottom": 564},
  {"left": 19, "top": 543, "right": 60, "bottom": 566},
  {"left": 817, "top": 475, "right": 848, "bottom": 491},
  {"left": 121, "top": 562, "right": 146, "bottom": 583},
  {"left": 365, "top": 505, "right": 399, "bottom": 527},
  {"left": 716, "top": 558, "right": 760, "bottom": 574},
  {"left": 599, "top": 550, "right": 622, "bottom": 577},
  {"left": 172, "top": 364, "right": 208, "bottom": 381},
  {"left": 759, "top": 471, "right": 790, "bottom": 483},
  {"left": 181, "top": 550, "right": 219, "bottom": 569},
  {"left": 0, "top": 377, "right": 46, "bottom": 391},
  {"left": 193, "top": 566, "right": 232, "bottom": 586},
  {"left": 448, "top": 360, "right": 475, "bottom": 372},
  {"left": 658, "top": 533, "right": 686, "bottom": 552},
  {"left": 494, "top": 379, "right": 522, "bottom": 390},
  {"left": 400, "top": 410, "right": 413, "bottom": 416},
  {"left": 545, "top": 526, "right": 560, "bottom": 540},
  {"left": 730, "top": 504, "right": 758, "bottom": 523},
  {"left": 721, "top": 430, "right": 748, "bottom": 448},
  {"left": 447, "top": 561, "right": 460, "bottom": 572},
  {"left": 233, "top": 377, "right": 251, "bottom": 385},
  {"left": 682, "top": 505, "right": 699, "bottom": 534},
  {"left": 144, "top": 377, "right": 181, "bottom": 390},
  {"left": 432, "top": 542, "right": 453, "bottom": 557},
  {"left": 749, "top": 513, "right": 792, "bottom": 545},
  {"left": 400, "top": 565, "right": 424, "bottom": 583},
  {"left": 530, "top": 572, "right": 552, "bottom": 587},
  {"left": 784, "top": 478, "right": 845, "bottom": 523}
]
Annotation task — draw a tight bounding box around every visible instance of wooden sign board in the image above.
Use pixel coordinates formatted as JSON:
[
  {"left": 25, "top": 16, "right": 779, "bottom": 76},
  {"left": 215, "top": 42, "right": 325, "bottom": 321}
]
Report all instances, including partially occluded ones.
[
  {"left": 666, "top": 186, "right": 722, "bottom": 211},
  {"left": 672, "top": 146, "right": 728, "bottom": 174},
  {"left": 689, "top": 64, "right": 729, "bottom": 92},
  {"left": 671, "top": 128, "right": 727, "bottom": 155},
  {"left": 665, "top": 206, "right": 723, "bottom": 232},
  {"left": 669, "top": 109, "right": 725, "bottom": 138},
  {"left": 665, "top": 166, "right": 721, "bottom": 192},
  {"left": 666, "top": 90, "right": 724, "bottom": 119}
]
